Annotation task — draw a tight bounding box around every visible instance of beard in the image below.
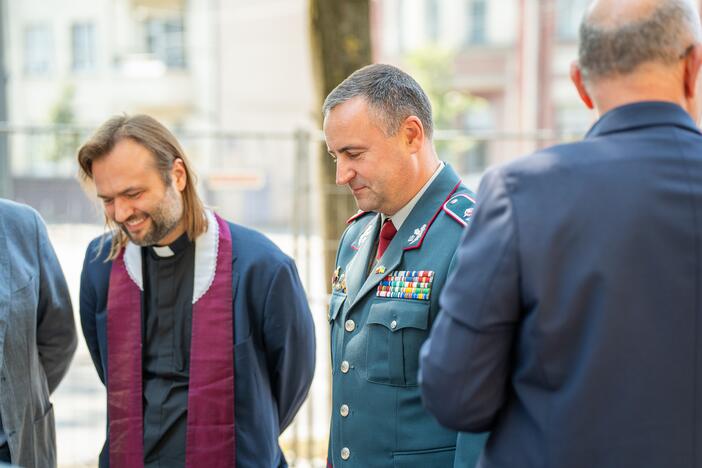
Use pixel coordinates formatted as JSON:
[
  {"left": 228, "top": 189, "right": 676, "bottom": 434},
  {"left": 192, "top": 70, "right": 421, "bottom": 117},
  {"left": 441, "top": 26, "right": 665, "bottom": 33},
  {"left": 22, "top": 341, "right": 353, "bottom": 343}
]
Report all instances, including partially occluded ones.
[{"left": 120, "top": 187, "right": 184, "bottom": 246}]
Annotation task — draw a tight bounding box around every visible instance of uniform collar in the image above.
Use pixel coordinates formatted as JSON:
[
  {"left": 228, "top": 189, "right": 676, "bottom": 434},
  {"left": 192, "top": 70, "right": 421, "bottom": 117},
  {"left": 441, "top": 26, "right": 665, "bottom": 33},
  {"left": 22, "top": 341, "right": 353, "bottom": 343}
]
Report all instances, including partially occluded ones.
[
  {"left": 343, "top": 163, "right": 461, "bottom": 309},
  {"left": 394, "top": 163, "right": 461, "bottom": 252},
  {"left": 381, "top": 161, "right": 444, "bottom": 231},
  {"left": 586, "top": 101, "right": 701, "bottom": 139}
]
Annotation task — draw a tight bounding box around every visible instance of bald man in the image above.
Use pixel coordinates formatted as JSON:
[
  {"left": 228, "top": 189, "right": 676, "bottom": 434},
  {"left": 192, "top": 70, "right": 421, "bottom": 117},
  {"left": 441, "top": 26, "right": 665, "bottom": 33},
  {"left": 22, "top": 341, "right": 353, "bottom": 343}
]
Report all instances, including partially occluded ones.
[{"left": 419, "top": 1, "right": 702, "bottom": 467}]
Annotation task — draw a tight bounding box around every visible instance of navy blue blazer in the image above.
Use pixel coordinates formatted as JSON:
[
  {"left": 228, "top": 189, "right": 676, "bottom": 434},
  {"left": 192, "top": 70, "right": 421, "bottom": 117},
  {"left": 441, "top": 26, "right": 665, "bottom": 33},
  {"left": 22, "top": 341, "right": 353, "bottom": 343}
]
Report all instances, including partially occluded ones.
[
  {"left": 80, "top": 220, "right": 316, "bottom": 468},
  {"left": 420, "top": 101, "right": 702, "bottom": 468}
]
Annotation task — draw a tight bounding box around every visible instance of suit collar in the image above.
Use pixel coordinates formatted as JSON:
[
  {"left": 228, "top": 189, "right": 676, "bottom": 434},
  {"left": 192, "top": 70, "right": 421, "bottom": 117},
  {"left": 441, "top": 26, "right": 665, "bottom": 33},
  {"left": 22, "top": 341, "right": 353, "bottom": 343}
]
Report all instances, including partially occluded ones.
[
  {"left": 123, "top": 209, "right": 220, "bottom": 304},
  {"left": 344, "top": 163, "right": 461, "bottom": 309},
  {"left": 586, "top": 101, "right": 701, "bottom": 139}
]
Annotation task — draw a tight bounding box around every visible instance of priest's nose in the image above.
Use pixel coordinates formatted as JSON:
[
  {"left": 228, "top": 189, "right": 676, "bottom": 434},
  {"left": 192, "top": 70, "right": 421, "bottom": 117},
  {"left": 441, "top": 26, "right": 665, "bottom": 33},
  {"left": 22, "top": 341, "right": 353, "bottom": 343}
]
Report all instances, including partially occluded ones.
[{"left": 112, "top": 198, "right": 133, "bottom": 224}]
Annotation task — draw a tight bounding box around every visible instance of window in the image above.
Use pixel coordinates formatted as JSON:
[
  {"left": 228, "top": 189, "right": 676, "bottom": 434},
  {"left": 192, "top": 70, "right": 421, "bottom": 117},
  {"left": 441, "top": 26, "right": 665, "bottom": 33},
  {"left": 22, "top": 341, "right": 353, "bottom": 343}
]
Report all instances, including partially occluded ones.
[
  {"left": 466, "top": 0, "right": 487, "bottom": 45},
  {"left": 557, "top": 0, "right": 590, "bottom": 40},
  {"left": 71, "top": 22, "right": 96, "bottom": 72},
  {"left": 24, "top": 24, "right": 52, "bottom": 75},
  {"left": 426, "top": 0, "right": 440, "bottom": 43},
  {"left": 397, "top": 0, "right": 405, "bottom": 53},
  {"left": 461, "top": 102, "right": 493, "bottom": 173},
  {"left": 145, "top": 17, "right": 186, "bottom": 69}
]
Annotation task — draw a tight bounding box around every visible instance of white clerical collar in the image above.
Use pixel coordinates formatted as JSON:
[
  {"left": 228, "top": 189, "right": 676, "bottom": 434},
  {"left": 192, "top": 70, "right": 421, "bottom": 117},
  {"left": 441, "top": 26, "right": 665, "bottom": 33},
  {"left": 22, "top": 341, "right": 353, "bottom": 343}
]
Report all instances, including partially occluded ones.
[
  {"left": 152, "top": 245, "right": 175, "bottom": 257},
  {"left": 150, "top": 231, "right": 191, "bottom": 258},
  {"left": 381, "top": 161, "right": 444, "bottom": 230},
  {"left": 123, "top": 209, "right": 219, "bottom": 304}
]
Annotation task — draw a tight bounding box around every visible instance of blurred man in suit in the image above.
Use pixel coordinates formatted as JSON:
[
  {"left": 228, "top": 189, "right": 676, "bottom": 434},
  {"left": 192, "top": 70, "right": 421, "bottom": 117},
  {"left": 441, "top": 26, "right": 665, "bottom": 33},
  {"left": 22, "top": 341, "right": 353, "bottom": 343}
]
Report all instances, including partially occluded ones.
[
  {"left": 0, "top": 199, "right": 77, "bottom": 467},
  {"left": 420, "top": 0, "right": 702, "bottom": 467}
]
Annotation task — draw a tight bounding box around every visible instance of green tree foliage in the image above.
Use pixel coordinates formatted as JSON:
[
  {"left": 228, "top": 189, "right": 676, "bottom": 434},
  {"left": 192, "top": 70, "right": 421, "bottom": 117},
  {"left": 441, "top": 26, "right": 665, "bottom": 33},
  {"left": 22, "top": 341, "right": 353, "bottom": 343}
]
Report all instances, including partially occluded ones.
[
  {"left": 404, "top": 47, "right": 488, "bottom": 167},
  {"left": 48, "top": 85, "right": 80, "bottom": 163}
]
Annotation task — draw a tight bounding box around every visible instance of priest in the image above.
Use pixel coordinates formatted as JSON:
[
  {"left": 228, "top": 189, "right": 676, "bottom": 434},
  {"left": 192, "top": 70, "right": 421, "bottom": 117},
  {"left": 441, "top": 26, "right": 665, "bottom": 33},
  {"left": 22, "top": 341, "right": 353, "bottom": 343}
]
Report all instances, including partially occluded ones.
[{"left": 77, "top": 114, "right": 316, "bottom": 468}]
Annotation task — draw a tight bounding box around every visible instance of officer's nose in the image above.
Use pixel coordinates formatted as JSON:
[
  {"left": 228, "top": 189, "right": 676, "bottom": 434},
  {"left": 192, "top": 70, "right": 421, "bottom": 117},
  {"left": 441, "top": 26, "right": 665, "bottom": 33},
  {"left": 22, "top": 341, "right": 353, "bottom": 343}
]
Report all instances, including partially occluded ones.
[{"left": 335, "top": 158, "right": 355, "bottom": 186}]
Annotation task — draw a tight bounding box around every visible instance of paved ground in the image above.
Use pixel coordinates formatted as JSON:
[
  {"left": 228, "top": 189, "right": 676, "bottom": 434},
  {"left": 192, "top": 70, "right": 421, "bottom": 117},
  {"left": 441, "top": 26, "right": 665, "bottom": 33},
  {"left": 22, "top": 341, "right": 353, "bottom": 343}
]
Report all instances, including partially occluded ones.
[{"left": 47, "top": 224, "right": 330, "bottom": 468}]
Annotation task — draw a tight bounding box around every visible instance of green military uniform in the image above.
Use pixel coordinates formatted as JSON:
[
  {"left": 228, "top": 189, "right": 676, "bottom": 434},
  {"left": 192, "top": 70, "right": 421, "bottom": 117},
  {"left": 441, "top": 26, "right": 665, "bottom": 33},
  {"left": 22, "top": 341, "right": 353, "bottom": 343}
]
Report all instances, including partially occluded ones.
[{"left": 328, "top": 164, "right": 487, "bottom": 467}]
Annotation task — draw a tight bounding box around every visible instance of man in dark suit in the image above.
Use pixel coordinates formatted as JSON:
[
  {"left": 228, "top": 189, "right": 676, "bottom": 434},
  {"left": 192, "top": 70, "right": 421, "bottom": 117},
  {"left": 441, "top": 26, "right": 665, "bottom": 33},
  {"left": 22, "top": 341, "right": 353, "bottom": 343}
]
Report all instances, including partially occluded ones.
[
  {"left": 419, "top": 0, "right": 702, "bottom": 467},
  {"left": 77, "top": 114, "right": 315, "bottom": 467}
]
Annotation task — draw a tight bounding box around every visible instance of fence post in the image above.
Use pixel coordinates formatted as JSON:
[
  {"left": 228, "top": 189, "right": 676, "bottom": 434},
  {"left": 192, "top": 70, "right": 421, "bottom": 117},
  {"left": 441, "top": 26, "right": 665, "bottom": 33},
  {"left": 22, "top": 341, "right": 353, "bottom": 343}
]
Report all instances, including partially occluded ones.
[
  {"left": 0, "top": 0, "right": 11, "bottom": 199},
  {"left": 293, "top": 128, "right": 317, "bottom": 466}
]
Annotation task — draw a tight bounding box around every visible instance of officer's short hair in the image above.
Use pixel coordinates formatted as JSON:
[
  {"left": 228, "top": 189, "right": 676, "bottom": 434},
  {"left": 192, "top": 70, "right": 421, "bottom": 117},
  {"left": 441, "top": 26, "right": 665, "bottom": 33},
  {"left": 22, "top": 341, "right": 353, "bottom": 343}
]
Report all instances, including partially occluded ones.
[
  {"left": 579, "top": 0, "right": 702, "bottom": 81},
  {"left": 323, "top": 64, "right": 434, "bottom": 140}
]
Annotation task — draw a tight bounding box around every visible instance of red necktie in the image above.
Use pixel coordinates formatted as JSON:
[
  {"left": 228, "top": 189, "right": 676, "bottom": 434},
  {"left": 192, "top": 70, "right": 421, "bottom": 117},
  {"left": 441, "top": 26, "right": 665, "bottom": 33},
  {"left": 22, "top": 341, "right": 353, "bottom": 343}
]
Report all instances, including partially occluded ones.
[{"left": 377, "top": 218, "right": 397, "bottom": 260}]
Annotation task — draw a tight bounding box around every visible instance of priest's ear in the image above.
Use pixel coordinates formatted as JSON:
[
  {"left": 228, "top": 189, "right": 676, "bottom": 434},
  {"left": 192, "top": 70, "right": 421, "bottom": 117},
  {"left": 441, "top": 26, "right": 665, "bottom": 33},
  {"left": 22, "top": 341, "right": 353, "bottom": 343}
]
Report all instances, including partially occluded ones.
[{"left": 172, "top": 158, "right": 187, "bottom": 192}]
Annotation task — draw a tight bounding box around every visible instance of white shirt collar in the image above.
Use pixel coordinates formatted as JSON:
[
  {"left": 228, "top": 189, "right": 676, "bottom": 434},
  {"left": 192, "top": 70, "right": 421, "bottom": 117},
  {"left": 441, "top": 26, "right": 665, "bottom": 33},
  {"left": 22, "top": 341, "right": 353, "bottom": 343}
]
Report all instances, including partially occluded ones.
[
  {"left": 152, "top": 245, "right": 175, "bottom": 257},
  {"left": 381, "top": 161, "right": 444, "bottom": 230},
  {"left": 123, "top": 209, "right": 219, "bottom": 304}
]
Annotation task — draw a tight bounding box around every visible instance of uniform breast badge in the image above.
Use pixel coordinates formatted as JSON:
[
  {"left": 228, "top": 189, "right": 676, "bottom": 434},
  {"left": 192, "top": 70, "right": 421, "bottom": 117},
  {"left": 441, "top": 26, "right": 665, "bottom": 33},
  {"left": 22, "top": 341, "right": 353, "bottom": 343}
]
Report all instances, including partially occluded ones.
[
  {"left": 332, "top": 267, "right": 347, "bottom": 293},
  {"left": 376, "top": 270, "right": 434, "bottom": 300},
  {"left": 407, "top": 224, "right": 427, "bottom": 245}
]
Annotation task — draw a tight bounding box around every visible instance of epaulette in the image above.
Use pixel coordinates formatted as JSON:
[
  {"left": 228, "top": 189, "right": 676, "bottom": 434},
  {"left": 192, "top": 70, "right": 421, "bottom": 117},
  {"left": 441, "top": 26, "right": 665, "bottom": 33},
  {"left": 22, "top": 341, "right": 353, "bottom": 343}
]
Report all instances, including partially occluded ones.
[
  {"left": 442, "top": 193, "right": 476, "bottom": 226},
  {"left": 346, "top": 210, "right": 373, "bottom": 224}
]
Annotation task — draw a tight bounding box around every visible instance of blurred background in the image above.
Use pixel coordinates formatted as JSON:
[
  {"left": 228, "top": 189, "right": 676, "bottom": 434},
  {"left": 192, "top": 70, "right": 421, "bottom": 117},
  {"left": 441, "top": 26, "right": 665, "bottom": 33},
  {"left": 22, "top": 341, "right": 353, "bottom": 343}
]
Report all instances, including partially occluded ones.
[{"left": 0, "top": 0, "right": 607, "bottom": 466}]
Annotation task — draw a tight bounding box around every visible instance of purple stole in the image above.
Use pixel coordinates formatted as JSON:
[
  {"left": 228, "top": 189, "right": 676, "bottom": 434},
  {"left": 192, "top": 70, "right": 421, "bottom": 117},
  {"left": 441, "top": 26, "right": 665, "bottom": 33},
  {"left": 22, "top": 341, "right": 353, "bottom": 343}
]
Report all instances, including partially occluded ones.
[{"left": 106, "top": 214, "right": 235, "bottom": 467}]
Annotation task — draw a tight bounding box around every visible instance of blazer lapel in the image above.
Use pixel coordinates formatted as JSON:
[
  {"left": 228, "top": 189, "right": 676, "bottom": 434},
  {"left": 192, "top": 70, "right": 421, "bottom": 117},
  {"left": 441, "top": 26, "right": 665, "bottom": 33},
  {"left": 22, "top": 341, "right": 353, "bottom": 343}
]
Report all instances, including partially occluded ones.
[{"left": 0, "top": 216, "right": 9, "bottom": 369}]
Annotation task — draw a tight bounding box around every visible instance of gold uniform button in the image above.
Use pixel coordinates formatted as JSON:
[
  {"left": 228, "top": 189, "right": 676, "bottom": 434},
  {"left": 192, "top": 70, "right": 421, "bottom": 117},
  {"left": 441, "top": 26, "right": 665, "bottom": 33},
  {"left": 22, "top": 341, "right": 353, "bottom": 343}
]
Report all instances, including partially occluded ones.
[
  {"left": 340, "top": 361, "right": 350, "bottom": 373},
  {"left": 340, "top": 404, "right": 349, "bottom": 417},
  {"left": 390, "top": 320, "right": 398, "bottom": 330},
  {"left": 341, "top": 447, "right": 350, "bottom": 460},
  {"left": 345, "top": 319, "right": 356, "bottom": 332}
]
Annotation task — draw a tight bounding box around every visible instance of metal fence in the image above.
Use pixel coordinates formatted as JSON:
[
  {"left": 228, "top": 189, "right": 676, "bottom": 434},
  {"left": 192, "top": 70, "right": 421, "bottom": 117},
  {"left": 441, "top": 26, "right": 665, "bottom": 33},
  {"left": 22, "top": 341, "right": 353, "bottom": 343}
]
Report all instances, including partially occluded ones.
[{"left": 0, "top": 124, "right": 585, "bottom": 467}]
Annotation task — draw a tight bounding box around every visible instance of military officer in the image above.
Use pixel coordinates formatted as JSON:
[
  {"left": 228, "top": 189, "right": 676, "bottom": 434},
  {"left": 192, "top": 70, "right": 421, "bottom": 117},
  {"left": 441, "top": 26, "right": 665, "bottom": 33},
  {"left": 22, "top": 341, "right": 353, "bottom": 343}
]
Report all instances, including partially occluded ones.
[{"left": 323, "top": 64, "right": 487, "bottom": 468}]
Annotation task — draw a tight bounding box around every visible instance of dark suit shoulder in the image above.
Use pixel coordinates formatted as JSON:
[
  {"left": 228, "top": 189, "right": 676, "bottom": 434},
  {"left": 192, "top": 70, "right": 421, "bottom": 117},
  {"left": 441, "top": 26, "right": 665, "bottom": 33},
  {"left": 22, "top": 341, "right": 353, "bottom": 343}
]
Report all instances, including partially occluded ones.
[
  {"left": 84, "top": 233, "right": 115, "bottom": 266},
  {"left": 228, "top": 222, "right": 293, "bottom": 268},
  {"left": 499, "top": 126, "right": 689, "bottom": 181}
]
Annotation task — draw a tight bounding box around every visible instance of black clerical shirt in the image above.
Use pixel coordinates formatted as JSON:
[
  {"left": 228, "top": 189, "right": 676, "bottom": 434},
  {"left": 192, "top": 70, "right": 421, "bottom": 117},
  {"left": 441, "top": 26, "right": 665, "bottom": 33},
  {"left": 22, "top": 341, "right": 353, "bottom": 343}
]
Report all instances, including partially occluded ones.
[{"left": 141, "top": 233, "right": 195, "bottom": 468}]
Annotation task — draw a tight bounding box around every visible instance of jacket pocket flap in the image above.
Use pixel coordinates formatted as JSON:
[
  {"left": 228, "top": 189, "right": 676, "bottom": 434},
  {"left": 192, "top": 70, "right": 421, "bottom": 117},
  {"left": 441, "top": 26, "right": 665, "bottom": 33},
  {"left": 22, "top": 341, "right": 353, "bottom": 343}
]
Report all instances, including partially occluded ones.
[
  {"left": 367, "top": 300, "right": 429, "bottom": 331},
  {"left": 329, "top": 292, "right": 346, "bottom": 322}
]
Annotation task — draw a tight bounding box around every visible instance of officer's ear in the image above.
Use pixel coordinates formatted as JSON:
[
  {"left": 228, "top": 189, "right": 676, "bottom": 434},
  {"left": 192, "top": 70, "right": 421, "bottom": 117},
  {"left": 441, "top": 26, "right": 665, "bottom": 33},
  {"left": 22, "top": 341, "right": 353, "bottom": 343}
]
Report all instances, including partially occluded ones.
[
  {"left": 570, "top": 62, "right": 594, "bottom": 110},
  {"left": 401, "top": 115, "right": 425, "bottom": 153}
]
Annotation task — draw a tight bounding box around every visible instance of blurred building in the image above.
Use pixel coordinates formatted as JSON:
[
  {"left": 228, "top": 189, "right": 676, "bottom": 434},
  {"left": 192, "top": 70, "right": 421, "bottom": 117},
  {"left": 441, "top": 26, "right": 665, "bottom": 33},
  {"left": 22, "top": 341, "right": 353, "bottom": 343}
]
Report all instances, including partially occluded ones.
[
  {"left": 372, "top": 0, "right": 595, "bottom": 181},
  {"left": 7, "top": 0, "right": 210, "bottom": 166},
  {"left": 3, "top": 0, "right": 317, "bottom": 227}
]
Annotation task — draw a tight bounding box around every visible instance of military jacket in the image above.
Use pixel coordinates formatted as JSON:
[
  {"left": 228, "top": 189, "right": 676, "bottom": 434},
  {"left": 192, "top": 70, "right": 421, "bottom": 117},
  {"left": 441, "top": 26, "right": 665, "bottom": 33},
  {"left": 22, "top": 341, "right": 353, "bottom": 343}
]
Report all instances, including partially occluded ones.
[{"left": 328, "top": 164, "right": 486, "bottom": 468}]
